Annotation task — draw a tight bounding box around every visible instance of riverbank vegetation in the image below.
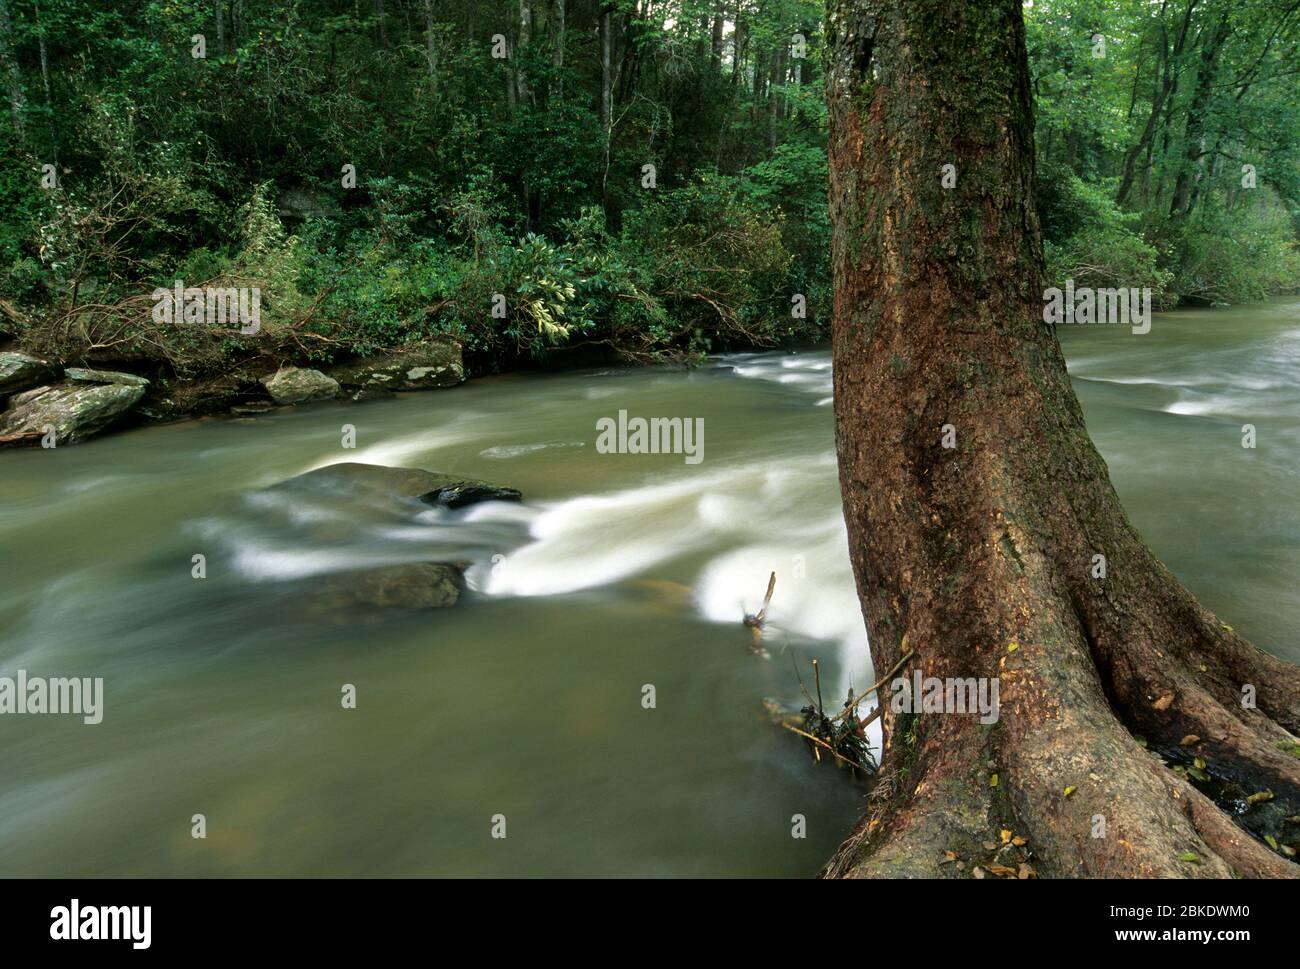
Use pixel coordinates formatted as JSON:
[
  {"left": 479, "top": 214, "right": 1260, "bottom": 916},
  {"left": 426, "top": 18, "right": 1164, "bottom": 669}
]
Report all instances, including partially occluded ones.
[{"left": 0, "top": 0, "right": 1297, "bottom": 383}]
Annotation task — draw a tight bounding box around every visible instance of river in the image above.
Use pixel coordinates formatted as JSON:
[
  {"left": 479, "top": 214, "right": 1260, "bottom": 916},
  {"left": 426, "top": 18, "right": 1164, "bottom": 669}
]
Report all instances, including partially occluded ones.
[{"left": 1, "top": 298, "right": 1297, "bottom": 875}]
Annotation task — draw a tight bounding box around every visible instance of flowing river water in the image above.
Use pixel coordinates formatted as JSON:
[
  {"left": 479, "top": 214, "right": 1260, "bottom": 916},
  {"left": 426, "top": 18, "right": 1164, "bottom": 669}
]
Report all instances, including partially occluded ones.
[{"left": 1, "top": 298, "right": 1298, "bottom": 876}]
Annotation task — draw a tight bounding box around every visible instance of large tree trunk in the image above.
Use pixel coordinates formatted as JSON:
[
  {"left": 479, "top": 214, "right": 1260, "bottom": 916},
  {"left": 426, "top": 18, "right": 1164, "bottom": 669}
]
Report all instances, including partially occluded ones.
[{"left": 825, "top": 0, "right": 1300, "bottom": 879}]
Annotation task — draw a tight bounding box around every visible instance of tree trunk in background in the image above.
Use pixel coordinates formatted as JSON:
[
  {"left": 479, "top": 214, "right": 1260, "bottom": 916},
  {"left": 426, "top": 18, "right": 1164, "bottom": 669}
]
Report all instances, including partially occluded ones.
[
  {"left": 710, "top": 6, "right": 724, "bottom": 74},
  {"left": 34, "top": 0, "right": 54, "bottom": 164},
  {"left": 600, "top": 3, "right": 612, "bottom": 205},
  {"left": 423, "top": 0, "right": 437, "bottom": 90},
  {"left": 733, "top": 13, "right": 746, "bottom": 87},
  {"left": 214, "top": 0, "right": 225, "bottom": 56},
  {"left": 825, "top": 0, "right": 1300, "bottom": 879},
  {"left": 551, "top": 0, "right": 565, "bottom": 98},
  {"left": 1170, "top": 14, "right": 1231, "bottom": 218},
  {"left": 0, "top": 0, "right": 26, "bottom": 136},
  {"left": 516, "top": 0, "right": 532, "bottom": 104},
  {"left": 599, "top": 5, "right": 611, "bottom": 130},
  {"left": 768, "top": 41, "right": 786, "bottom": 147},
  {"left": 1117, "top": 1, "right": 1198, "bottom": 208}
]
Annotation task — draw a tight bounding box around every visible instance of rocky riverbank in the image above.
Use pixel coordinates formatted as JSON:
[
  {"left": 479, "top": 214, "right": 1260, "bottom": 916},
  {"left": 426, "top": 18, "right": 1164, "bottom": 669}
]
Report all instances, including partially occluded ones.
[{"left": 0, "top": 340, "right": 466, "bottom": 448}]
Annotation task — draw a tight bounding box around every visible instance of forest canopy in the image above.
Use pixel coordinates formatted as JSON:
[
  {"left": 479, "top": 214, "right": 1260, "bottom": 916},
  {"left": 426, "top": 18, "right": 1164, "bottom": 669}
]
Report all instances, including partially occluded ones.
[{"left": 0, "top": 0, "right": 1296, "bottom": 376}]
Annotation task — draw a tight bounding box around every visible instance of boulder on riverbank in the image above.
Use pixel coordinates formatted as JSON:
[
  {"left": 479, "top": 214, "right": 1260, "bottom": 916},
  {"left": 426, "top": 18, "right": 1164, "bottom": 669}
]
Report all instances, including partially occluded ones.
[
  {"left": 64, "top": 367, "right": 151, "bottom": 388},
  {"left": 274, "top": 461, "right": 522, "bottom": 509},
  {"left": 328, "top": 341, "right": 465, "bottom": 397},
  {"left": 261, "top": 366, "right": 340, "bottom": 405},
  {"left": 0, "top": 351, "right": 59, "bottom": 398},
  {"left": 0, "top": 379, "right": 147, "bottom": 445}
]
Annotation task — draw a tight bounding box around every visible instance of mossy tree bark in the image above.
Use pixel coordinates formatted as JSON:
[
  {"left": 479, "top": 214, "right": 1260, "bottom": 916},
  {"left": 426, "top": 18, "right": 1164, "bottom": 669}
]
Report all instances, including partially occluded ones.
[{"left": 824, "top": 0, "right": 1300, "bottom": 879}]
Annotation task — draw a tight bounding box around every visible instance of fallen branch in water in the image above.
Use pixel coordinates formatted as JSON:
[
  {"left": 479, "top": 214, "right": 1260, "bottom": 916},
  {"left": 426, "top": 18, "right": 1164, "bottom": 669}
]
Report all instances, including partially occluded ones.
[
  {"left": 764, "top": 657, "right": 880, "bottom": 777},
  {"left": 832, "top": 646, "right": 915, "bottom": 723},
  {"left": 742, "top": 571, "right": 777, "bottom": 632}
]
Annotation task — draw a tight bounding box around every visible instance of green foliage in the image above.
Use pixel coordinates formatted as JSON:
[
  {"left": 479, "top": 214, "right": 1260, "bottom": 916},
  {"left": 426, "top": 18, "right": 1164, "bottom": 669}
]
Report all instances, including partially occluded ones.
[
  {"left": 1157, "top": 197, "right": 1300, "bottom": 305},
  {"left": 1, "top": 0, "right": 1296, "bottom": 383},
  {"left": 1029, "top": 0, "right": 1300, "bottom": 303},
  {"left": 1040, "top": 165, "right": 1174, "bottom": 303}
]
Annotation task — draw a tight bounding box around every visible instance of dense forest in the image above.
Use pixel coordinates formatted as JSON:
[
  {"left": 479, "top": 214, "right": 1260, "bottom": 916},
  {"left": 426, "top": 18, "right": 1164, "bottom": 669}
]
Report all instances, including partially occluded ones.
[{"left": 0, "top": 0, "right": 1297, "bottom": 382}]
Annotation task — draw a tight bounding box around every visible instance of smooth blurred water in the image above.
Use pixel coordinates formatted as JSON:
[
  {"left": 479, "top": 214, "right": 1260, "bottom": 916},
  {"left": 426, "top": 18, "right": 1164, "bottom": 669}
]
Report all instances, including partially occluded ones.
[{"left": 0, "top": 297, "right": 1296, "bottom": 875}]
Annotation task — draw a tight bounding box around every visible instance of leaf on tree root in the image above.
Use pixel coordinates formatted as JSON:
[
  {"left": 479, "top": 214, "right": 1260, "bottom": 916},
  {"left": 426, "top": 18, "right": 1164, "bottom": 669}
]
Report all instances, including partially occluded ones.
[
  {"left": 1153, "top": 693, "right": 1174, "bottom": 711},
  {"left": 1179, "top": 852, "right": 1201, "bottom": 864},
  {"left": 1006, "top": 642, "right": 1019, "bottom": 653},
  {"left": 986, "top": 863, "right": 1018, "bottom": 877},
  {"left": 1018, "top": 863, "right": 1036, "bottom": 879},
  {"left": 1264, "top": 835, "right": 1279, "bottom": 850},
  {"left": 1193, "top": 757, "right": 1207, "bottom": 770},
  {"left": 1063, "top": 786, "right": 1077, "bottom": 797},
  {"left": 1180, "top": 734, "right": 1200, "bottom": 746},
  {"left": 990, "top": 773, "right": 999, "bottom": 788},
  {"left": 1000, "top": 829, "right": 1012, "bottom": 844},
  {"left": 1246, "top": 790, "right": 1275, "bottom": 806},
  {"left": 972, "top": 866, "right": 985, "bottom": 879},
  {"left": 1012, "top": 835, "right": 1028, "bottom": 846}
]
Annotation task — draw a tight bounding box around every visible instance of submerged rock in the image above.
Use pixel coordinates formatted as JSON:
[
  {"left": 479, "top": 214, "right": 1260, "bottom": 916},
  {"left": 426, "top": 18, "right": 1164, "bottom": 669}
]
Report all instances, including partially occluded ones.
[
  {"left": 323, "top": 563, "right": 464, "bottom": 609},
  {"left": 275, "top": 462, "right": 522, "bottom": 509},
  {"left": 0, "top": 380, "right": 146, "bottom": 445},
  {"left": 329, "top": 341, "right": 464, "bottom": 393},
  {"left": 261, "top": 366, "right": 340, "bottom": 405},
  {"left": 0, "top": 351, "right": 59, "bottom": 398}
]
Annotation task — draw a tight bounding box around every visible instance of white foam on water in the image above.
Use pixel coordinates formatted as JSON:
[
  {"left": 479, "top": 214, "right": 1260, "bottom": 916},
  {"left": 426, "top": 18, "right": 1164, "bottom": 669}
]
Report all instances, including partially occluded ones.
[
  {"left": 230, "top": 542, "right": 408, "bottom": 580},
  {"left": 481, "top": 473, "right": 732, "bottom": 596},
  {"left": 479, "top": 451, "right": 873, "bottom": 690},
  {"left": 479, "top": 441, "right": 586, "bottom": 459},
  {"left": 1163, "top": 391, "right": 1257, "bottom": 417},
  {"left": 723, "top": 351, "right": 834, "bottom": 399},
  {"left": 294, "top": 426, "right": 478, "bottom": 476}
]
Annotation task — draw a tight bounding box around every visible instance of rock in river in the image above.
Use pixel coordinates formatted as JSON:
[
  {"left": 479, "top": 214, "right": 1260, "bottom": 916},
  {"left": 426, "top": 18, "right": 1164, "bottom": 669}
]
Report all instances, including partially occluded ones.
[
  {"left": 274, "top": 462, "right": 522, "bottom": 509},
  {"left": 323, "top": 563, "right": 465, "bottom": 609},
  {"left": 266, "top": 463, "right": 521, "bottom": 611}
]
